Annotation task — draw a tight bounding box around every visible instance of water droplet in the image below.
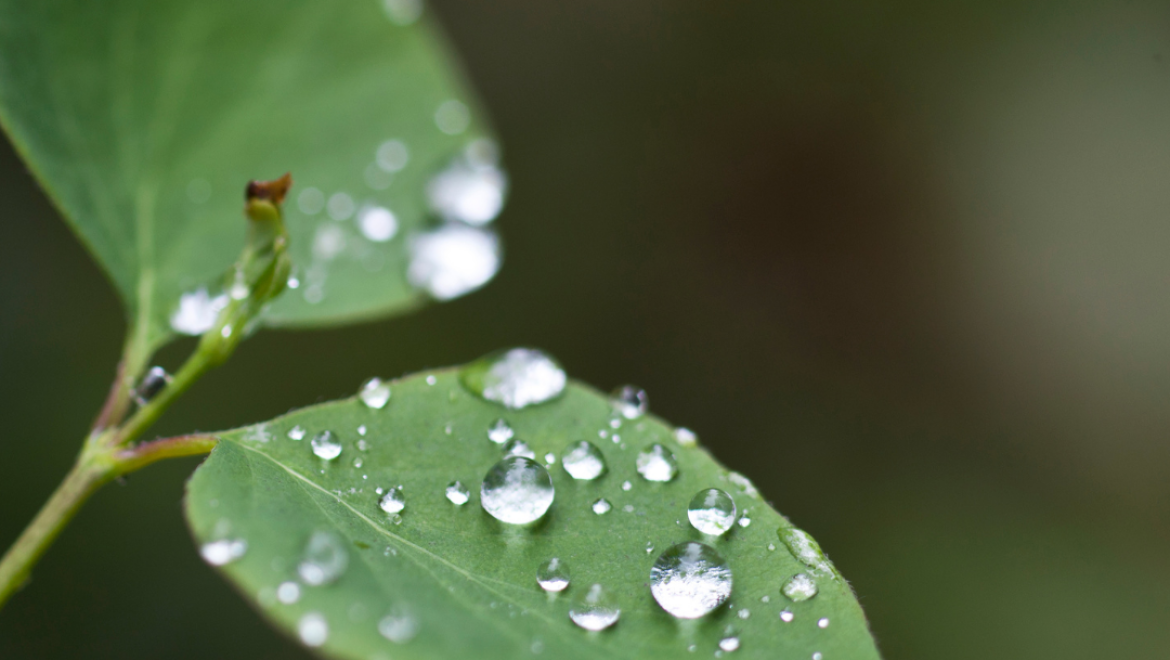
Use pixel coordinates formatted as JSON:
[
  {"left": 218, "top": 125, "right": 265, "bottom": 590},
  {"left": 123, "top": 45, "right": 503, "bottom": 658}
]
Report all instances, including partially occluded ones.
[
  {"left": 297, "top": 187, "right": 325, "bottom": 215},
  {"left": 487, "top": 419, "right": 514, "bottom": 444},
  {"left": 768, "top": 543, "right": 776, "bottom": 551},
  {"left": 649, "top": 542, "right": 733, "bottom": 619},
  {"left": 543, "top": 452, "right": 556, "bottom": 465},
  {"left": 480, "top": 456, "right": 555, "bottom": 524},
  {"left": 645, "top": 542, "right": 654, "bottom": 554},
  {"left": 298, "top": 531, "right": 349, "bottom": 586},
  {"left": 427, "top": 141, "right": 508, "bottom": 225},
  {"left": 536, "top": 558, "right": 570, "bottom": 592},
  {"left": 200, "top": 538, "right": 247, "bottom": 566},
  {"left": 818, "top": 617, "right": 830, "bottom": 629},
  {"left": 133, "top": 366, "right": 172, "bottom": 406},
  {"left": 719, "top": 637, "right": 740, "bottom": 652},
  {"left": 591, "top": 498, "right": 612, "bottom": 514},
  {"left": 636, "top": 444, "right": 679, "bottom": 482},
  {"left": 357, "top": 439, "right": 370, "bottom": 451},
  {"left": 687, "top": 489, "right": 737, "bottom": 536},
  {"left": 622, "top": 480, "right": 632, "bottom": 492},
  {"left": 503, "top": 439, "right": 536, "bottom": 459},
  {"left": 382, "top": 0, "right": 422, "bottom": 25},
  {"left": 562, "top": 441, "right": 607, "bottom": 480},
  {"left": 460, "top": 348, "right": 566, "bottom": 409},
  {"left": 446, "top": 480, "right": 470, "bottom": 505},
  {"left": 426, "top": 375, "right": 437, "bottom": 385},
  {"left": 276, "top": 581, "right": 301, "bottom": 604},
  {"left": 379, "top": 487, "right": 406, "bottom": 514},
  {"left": 287, "top": 425, "right": 306, "bottom": 441},
  {"left": 311, "top": 431, "right": 343, "bottom": 461},
  {"left": 435, "top": 99, "right": 470, "bottom": 135},
  {"left": 358, "top": 206, "right": 399, "bottom": 242},
  {"left": 327, "top": 192, "right": 355, "bottom": 221},
  {"left": 298, "top": 612, "right": 328, "bottom": 647},
  {"left": 569, "top": 584, "right": 620, "bottom": 631},
  {"left": 359, "top": 378, "right": 391, "bottom": 409},
  {"left": 761, "top": 595, "right": 770, "bottom": 603},
  {"left": 376, "top": 139, "right": 410, "bottom": 172},
  {"left": 170, "top": 288, "right": 228, "bottom": 335},
  {"left": 780, "top": 610, "right": 794, "bottom": 622},
  {"left": 812, "top": 653, "right": 824, "bottom": 660},
  {"left": 357, "top": 425, "right": 367, "bottom": 436},
  {"left": 353, "top": 457, "right": 364, "bottom": 469},
  {"left": 728, "top": 472, "right": 761, "bottom": 499},
  {"left": 779, "top": 527, "right": 834, "bottom": 576},
  {"left": 624, "top": 505, "right": 635, "bottom": 513},
  {"left": 737, "top": 515, "right": 752, "bottom": 528},
  {"left": 781, "top": 573, "right": 818, "bottom": 602},
  {"left": 609, "top": 418, "right": 622, "bottom": 430},
  {"left": 737, "top": 609, "right": 750, "bottom": 619},
  {"left": 408, "top": 224, "right": 500, "bottom": 300},
  {"left": 610, "top": 385, "right": 648, "bottom": 419},
  {"left": 674, "top": 427, "right": 698, "bottom": 447},
  {"left": 378, "top": 609, "right": 419, "bottom": 643}
]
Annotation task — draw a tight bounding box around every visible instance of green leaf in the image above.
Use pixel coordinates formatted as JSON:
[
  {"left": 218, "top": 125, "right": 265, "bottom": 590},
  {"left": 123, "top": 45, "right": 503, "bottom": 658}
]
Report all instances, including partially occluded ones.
[
  {"left": 0, "top": 0, "right": 502, "bottom": 351},
  {"left": 185, "top": 359, "right": 881, "bottom": 659}
]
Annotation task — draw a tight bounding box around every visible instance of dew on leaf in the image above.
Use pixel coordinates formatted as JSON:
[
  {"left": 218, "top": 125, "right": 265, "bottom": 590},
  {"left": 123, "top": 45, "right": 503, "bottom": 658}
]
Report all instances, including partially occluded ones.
[
  {"left": 818, "top": 617, "right": 830, "bottom": 629},
  {"left": 536, "top": 557, "right": 570, "bottom": 593},
  {"left": 287, "top": 425, "right": 306, "bottom": 441},
  {"left": 591, "top": 498, "right": 612, "bottom": 515},
  {"left": 569, "top": 584, "right": 620, "bottom": 631},
  {"left": 609, "top": 385, "right": 648, "bottom": 419},
  {"left": 297, "top": 187, "right": 325, "bottom": 215},
  {"left": 622, "top": 480, "right": 632, "bottom": 491},
  {"left": 674, "top": 427, "right": 698, "bottom": 447},
  {"left": 200, "top": 538, "right": 247, "bottom": 566},
  {"left": 327, "top": 192, "right": 355, "bottom": 220},
  {"left": 487, "top": 418, "right": 514, "bottom": 444},
  {"left": 813, "top": 653, "right": 824, "bottom": 660},
  {"left": 779, "top": 527, "right": 834, "bottom": 576},
  {"left": 408, "top": 224, "right": 500, "bottom": 301},
  {"left": 737, "top": 515, "right": 752, "bottom": 528},
  {"left": 427, "top": 140, "right": 507, "bottom": 225},
  {"left": 737, "top": 609, "right": 750, "bottom": 619},
  {"left": 170, "top": 288, "right": 228, "bottom": 335},
  {"left": 298, "top": 531, "right": 349, "bottom": 586},
  {"left": 649, "top": 541, "right": 733, "bottom": 619},
  {"left": 298, "top": 612, "right": 328, "bottom": 647},
  {"left": 359, "top": 377, "right": 391, "bottom": 409},
  {"left": 311, "top": 431, "right": 343, "bottom": 461},
  {"left": 781, "top": 573, "right": 818, "bottom": 602},
  {"left": 379, "top": 487, "right": 406, "bottom": 514},
  {"left": 503, "top": 438, "right": 536, "bottom": 459},
  {"left": 719, "top": 637, "right": 740, "bottom": 652},
  {"left": 460, "top": 348, "right": 566, "bottom": 409},
  {"left": 562, "top": 441, "right": 606, "bottom": 481},
  {"left": 446, "top": 480, "right": 470, "bottom": 505},
  {"left": 378, "top": 609, "right": 419, "bottom": 643},
  {"left": 687, "top": 488, "right": 737, "bottom": 536},
  {"left": 376, "top": 139, "right": 409, "bottom": 172},
  {"left": 480, "top": 456, "right": 555, "bottom": 524},
  {"left": 780, "top": 609, "right": 794, "bottom": 622},
  {"left": 636, "top": 444, "right": 679, "bottom": 482},
  {"left": 435, "top": 99, "right": 470, "bottom": 135}
]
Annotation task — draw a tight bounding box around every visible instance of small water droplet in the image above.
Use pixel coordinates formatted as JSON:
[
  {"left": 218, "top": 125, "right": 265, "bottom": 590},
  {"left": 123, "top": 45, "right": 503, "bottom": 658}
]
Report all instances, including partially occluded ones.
[
  {"left": 780, "top": 609, "right": 795, "bottom": 622},
  {"left": 687, "top": 489, "right": 737, "bottom": 536},
  {"left": 487, "top": 418, "right": 514, "bottom": 444},
  {"left": 357, "top": 439, "right": 370, "bottom": 451},
  {"left": 277, "top": 581, "right": 301, "bottom": 604},
  {"left": 480, "top": 456, "right": 555, "bottom": 524},
  {"left": 446, "top": 480, "right": 470, "bottom": 505},
  {"left": 376, "top": 139, "right": 410, "bottom": 172},
  {"left": 444, "top": 423, "right": 453, "bottom": 435},
  {"left": 435, "top": 99, "right": 470, "bottom": 135},
  {"left": 200, "top": 538, "right": 247, "bottom": 566},
  {"left": 812, "top": 653, "right": 824, "bottom": 660},
  {"left": 298, "top": 531, "right": 349, "bottom": 586},
  {"left": 609, "top": 418, "right": 622, "bottom": 430},
  {"left": 624, "top": 505, "right": 635, "bottom": 513},
  {"left": 768, "top": 543, "right": 776, "bottom": 551},
  {"left": 719, "top": 637, "right": 740, "bottom": 652},
  {"left": 297, "top": 187, "right": 325, "bottom": 215},
  {"left": 503, "top": 439, "right": 536, "bottom": 459},
  {"left": 779, "top": 527, "right": 834, "bottom": 576},
  {"left": 170, "top": 288, "right": 229, "bottom": 335},
  {"left": 287, "top": 425, "right": 306, "bottom": 441},
  {"left": 645, "top": 542, "right": 654, "bottom": 554},
  {"left": 622, "top": 480, "right": 632, "bottom": 491},
  {"left": 737, "top": 515, "right": 751, "bottom": 528},
  {"left": 737, "top": 609, "right": 750, "bottom": 619},
  {"left": 359, "top": 378, "right": 391, "bottom": 409},
  {"left": 649, "top": 542, "right": 733, "bottom": 619},
  {"left": 353, "top": 457, "right": 364, "bottom": 469},
  {"left": 728, "top": 471, "right": 761, "bottom": 499},
  {"left": 610, "top": 385, "right": 648, "bottom": 419},
  {"left": 761, "top": 595, "right": 771, "bottom": 603},
  {"left": 543, "top": 453, "right": 556, "bottom": 466},
  {"left": 782, "top": 573, "right": 818, "bottom": 602},
  {"left": 133, "top": 366, "right": 172, "bottom": 406},
  {"left": 536, "top": 558, "right": 570, "bottom": 592},
  {"left": 298, "top": 612, "right": 329, "bottom": 647},
  {"left": 591, "top": 498, "right": 612, "bottom": 515},
  {"left": 311, "top": 431, "right": 343, "bottom": 461},
  {"left": 378, "top": 609, "right": 418, "bottom": 643},
  {"left": 357, "top": 425, "right": 367, "bottom": 436},
  {"left": 818, "top": 617, "right": 830, "bottom": 629},
  {"left": 460, "top": 348, "right": 566, "bottom": 409},
  {"left": 674, "top": 427, "right": 698, "bottom": 447},
  {"left": 562, "top": 441, "right": 607, "bottom": 480},
  {"left": 636, "top": 444, "right": 679, "bottom": 482},
  {"left": 379, "top": 487, "right": 406, "bottom": 514},
  {"left": 568, "top": 584, "right": 620, "bottom": 631},
  {"left": 327, "top": 192, "right": 355, "bottom": 221}
]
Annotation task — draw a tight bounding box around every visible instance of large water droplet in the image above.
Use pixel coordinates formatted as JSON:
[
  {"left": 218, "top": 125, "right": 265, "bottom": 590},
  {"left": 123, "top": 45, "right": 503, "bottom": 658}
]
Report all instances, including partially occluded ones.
[
  {"left": 536, "top": 558, "right": 570, "bottom": 592},
  {"left": 298, "top": 531, "right": 349, "bottom": 586},
  {"left": 359, "top": 377, "right": 391, "bottom": 409},
  {"left": 480, "top": 456, "right": 555, "bottom": 524},
  {"left": 460, "top": 348, "right": 566, "bottom": 409},
  {"left": 200, "top": 538, "right": 247, "bottom": 566},
  {"left": 781, "top": 573, "right": 818, "bottom": 602},
  {"left": 719, "top": 636, "right": 741, "bottom": 652},
  {"left": 170, "top": 288, "right": 228, "bottom": 335},
  {"left": 427, "top": 141, "right": 508, "bottom": 225},
  {"left": 311, "top": 431, "right": 343, "bottom": 460},
  {"left": 649, "top": 542, "right": 733, "bottom": 619},
  {"left": 779, "top": 526, "right": 834, "bottom": 576},
  {"left": 446, "top": 480, "right": 470, "bottom": 505},
  {"left": 133, "top": 366, "right": 172, "bottom": 406},
  {"left": 569, "top": 584, "right": 620, "bottom": 631},
  {"left": 636, "top": 444, "right": 679, "bottom": 482},
  {"left": 591, "top": 498, "right": 612, "bottom": 515},
  {"left": 487, "top": 418, "right": 514, "bottom": 444},
  {"left": 610, "top": 385, "right": 648, "bottom": 419},
  {"left": 687, "top": 489, "right": 737, "bottom": 536},
  {"left": 408, "top": 224, "right": 500, "bottom": 300},
  {"left": 503, "top": 438, "right": 536, "bottom": 459},
  {"left": 378, "top": 608, "right": 418, "bottom": 643},
  {"left": 298, "top": 612, "right": 328, "bottom": 647},
  {"left": 379, "top": 487, "right": 406, "bottom": 514},
  {"left": 562, "top": 441, "right": 607, "bottom": 480}
]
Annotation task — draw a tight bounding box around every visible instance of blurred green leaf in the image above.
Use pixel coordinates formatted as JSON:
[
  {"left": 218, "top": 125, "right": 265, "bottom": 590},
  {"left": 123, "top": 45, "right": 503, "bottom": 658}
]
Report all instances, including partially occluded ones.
[
  {"left": 0, "top": 0, "right": 500, "bottom": 351},
  {"left": 185, "top": 362, "right": 879, "bottom": 659}
]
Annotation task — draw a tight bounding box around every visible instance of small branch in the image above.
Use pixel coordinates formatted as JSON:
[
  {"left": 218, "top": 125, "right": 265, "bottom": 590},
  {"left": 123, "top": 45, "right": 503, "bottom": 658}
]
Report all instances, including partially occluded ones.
[{"left": 114, "top": 434, "right": 219, "bottom": 476}]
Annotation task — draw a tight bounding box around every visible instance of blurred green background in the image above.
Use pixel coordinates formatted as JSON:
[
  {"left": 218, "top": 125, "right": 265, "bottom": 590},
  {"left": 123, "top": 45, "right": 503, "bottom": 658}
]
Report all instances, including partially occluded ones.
[{"left": 3, "top": 0, "right": 1169, "bottom": 657}]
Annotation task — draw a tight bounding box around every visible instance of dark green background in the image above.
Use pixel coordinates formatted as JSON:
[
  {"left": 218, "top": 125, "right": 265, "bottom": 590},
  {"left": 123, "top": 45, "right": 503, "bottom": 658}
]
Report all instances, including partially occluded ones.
[{"left": 2, "top": 1, "right": 1169, "bottom": 658}]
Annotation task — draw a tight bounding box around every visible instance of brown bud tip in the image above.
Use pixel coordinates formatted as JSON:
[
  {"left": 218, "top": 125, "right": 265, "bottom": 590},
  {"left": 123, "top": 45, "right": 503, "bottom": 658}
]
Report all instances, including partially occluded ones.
[{"left": 245, "top": 173, "right": 293, "bottom": 205}]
